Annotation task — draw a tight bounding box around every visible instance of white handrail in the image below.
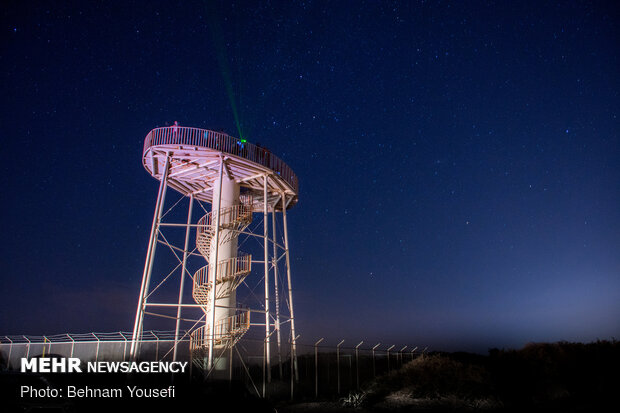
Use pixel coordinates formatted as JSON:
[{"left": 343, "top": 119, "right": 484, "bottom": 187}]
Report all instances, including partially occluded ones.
[
  {"left": 189, "top": 310, "right": 251, "bottom": 350},
  {"left": 193, "top": 254, "right": 252, "bottom": 287},
  {"left": 143, "top": 126, "right": 298, "bottom": 192},
  {"left": 196, "top": 202, "right": 254, "bottom": 258}
]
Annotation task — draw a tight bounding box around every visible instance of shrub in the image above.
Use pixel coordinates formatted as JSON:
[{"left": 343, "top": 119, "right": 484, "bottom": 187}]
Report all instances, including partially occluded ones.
[
  {"left": 399, "top": 354, "right": 492, "bottom": 399},
  {"left": 339, "top": 391, "right": 367, "bottom": 408}
]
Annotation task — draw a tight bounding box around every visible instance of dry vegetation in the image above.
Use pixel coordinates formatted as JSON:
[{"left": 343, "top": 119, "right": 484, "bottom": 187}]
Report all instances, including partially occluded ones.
[{"left": 281, "top": 340, "right": 619, "bottom": 412}]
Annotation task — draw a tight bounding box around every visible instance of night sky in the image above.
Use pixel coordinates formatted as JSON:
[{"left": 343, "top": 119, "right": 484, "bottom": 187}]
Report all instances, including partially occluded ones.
[{"left": 1, "top": 1, "right": 618, "bottom": 353}]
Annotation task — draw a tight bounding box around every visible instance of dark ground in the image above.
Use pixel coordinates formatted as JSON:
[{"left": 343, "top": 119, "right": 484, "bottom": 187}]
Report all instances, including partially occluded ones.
[
  {"left": 277, "top": 340, "right": 620, "bottom": 412},
  {"left": 1, "top": 340, "right": 618, "bottom": 412}
]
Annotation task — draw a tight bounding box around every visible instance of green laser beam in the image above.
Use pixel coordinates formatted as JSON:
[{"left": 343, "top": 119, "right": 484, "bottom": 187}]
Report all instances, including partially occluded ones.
[{"left": 205, "top": 1, "right": 244, "bottom": 139}]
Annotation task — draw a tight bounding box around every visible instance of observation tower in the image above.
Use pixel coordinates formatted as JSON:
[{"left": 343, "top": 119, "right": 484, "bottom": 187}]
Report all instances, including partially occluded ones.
[{"left": 130, "top": 125, "right": 299, "bottom": 380}]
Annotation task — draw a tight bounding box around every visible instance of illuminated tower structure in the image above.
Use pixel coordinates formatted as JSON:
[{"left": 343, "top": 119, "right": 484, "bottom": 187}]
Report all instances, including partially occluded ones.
[{"left": 130, "top": 126, "right": 299, "bottom": 379}]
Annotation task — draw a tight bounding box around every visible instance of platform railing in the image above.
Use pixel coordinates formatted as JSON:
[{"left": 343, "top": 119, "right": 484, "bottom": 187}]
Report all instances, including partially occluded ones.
[
  {"left": 196, "top": 203, "right": 254, "bottom": 258},
  {"left": 189, "top": 310, "right": 251, "bottom": 350},
  {"left": 192, "top": 254, "right": 252, "bottom": 305},
  {"left": 197, "top": 203, "right": 253, "bottom": 230},
  {"left": 193, "top": 254, "right": 252, "bottom": 286},
  {"left": 144, "top": 126, "right": 299, "bottom": 192}
]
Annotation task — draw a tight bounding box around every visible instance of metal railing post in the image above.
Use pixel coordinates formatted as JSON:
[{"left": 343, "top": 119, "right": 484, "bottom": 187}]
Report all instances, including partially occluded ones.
[
  {"left": 94, "top": 333, "right": 100, "bottom": 362},
  {"left": 372, "top": 343, "right": 380, "bottom": 377},
  {"left": 336, "top": 340, "right": 344, "bottom": 395},
  {"left": 69, "top": 335, "right": 75, "bottom": 358},
  {"left": 155, "top": 333, "right": 160, "bottom": 361},
  {"left": 42, "top": 336, "right": 48, "bottom": 357},
  {"left": 355, "top": 341, "right": 363, "bottom": 389},
  {"left": 314, "top": 338, "right": 324, "bottom": 398},
  {"left": 121, "top": 333, "right": 127, "bottom": 361},
  {"left": 386, "top": 345, "right": 395, "bottom": 373},
  {"left": 290, "top": 334, "right": 300, "bottom": 400},
  {"left": 229, "top": 343, "right": 233, "bottom": 384},
  {"left": 7, "top": 338, "right": 13, "bottom": 369},
  {"left": 348, "top": 353, "right": 352, "bottom": 390}
]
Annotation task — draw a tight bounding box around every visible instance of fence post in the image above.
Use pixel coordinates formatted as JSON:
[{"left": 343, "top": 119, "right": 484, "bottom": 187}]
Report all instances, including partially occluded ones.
[
  {"left": 386, "top": 345, "right": 395, "bottom": 373},
  {"left": 314, "top": 338, "right": 324, "bottom": 398},
  {"left": 155, "top": 333, "right": 160, "bottom": 361},
  {"left": 336, "top": 340, "right": 344, "bottom": 395},
  {"left": 290, "top": 334, "right": 300, "bottom": 400},
  {"left": 42, "top": 336, "right": 49, "bottom": 357},
  {"left": 121, "top": 333, "right": 128, "bottom": 361},
  {"left": 410, "top": 346, "right": 418, "bottom": 361},
  {"left": 229, "top": 343, "right": 233, "bottom": 384},
  {"left": 7, "top": 338, "right": 13, "bottom": 369},
  {"left": 94, "top": 333, "right": 100, "bottom": 362},
  {"left": 355, "top": 341, "right": 363, "bottom": 389},
  {"left": 70, "top": 335, "right": 75, "bottom": 358},
  {"left": 348, "top": 353, "right": 352, "bottom": 390},
  {"left": 399, "top": 346, "right": 407, "bottom": 367},
  {"left": 25, "top": 337, "right": 31, "bottom": 360},
  {"left": 372, "top": 343, "right": 380, "bottom": 377}
]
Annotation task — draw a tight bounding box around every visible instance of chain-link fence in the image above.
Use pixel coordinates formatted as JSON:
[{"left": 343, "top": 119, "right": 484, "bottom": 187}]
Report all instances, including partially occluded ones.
[
  {"left": 0, "top": 331, "right": 190, "bottom": 370},
  {"left": 285, "top": 340, "right": 425, "bottom": 400},
  {"left": 0, "top": 331, "right": 425, "bottom": 400}
]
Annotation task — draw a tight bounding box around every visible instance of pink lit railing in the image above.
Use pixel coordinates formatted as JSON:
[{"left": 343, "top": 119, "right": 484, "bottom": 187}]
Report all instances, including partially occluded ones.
[
  {"left": 193, "top": 253, "right": 252, "bottom": 288},
  {"left": 143, "top": 126, "right": 298, "bottom": 193},
  {"left": 196, "top": 203, "right": 253, "bottom": 233},
  {"left": 189, "top": 310, "right": 251, "bottom": 350}
]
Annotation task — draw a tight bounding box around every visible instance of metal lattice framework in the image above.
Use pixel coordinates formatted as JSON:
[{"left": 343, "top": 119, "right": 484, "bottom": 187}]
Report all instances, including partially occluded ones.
[{"left": 130, "top": 125, "right": 300, "bottom": 384}]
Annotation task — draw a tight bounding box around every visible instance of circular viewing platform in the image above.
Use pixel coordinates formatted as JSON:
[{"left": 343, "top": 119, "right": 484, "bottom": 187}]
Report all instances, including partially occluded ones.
[{"left": 142, "top": 126, "right": 298, "bottom": 209}]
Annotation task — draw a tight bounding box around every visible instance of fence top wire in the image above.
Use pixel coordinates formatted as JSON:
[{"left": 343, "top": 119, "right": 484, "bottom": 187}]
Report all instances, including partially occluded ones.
[
  {"left": 0, "top": 330, "right": 190, "bottom": 344},
  {"left": 296, "top": 341, "right": 425, "bottom": 353},
  {"left": 0, "top": 331, "right": 428, "bottom": 354}
]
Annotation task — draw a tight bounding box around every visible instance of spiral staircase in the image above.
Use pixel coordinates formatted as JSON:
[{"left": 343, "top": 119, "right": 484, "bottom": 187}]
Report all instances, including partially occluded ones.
[{"left": 190, "top": 195, "right": 253, "bottom": 355}]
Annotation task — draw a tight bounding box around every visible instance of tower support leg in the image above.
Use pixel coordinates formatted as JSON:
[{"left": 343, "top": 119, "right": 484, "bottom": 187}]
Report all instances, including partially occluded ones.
[
  {"left": 173, "top": 195, "right": 193, "bottom": 361},
  {"left": 207, "top": 156, "right": 225, "bottom": 371},
  {"left": 131, "top": 153, "right": 171, "bottom": 358},
  {"left": 264, "top": 175, "right": 271, "bottom": 384},
  {"left": 272, "top": 209, "right": 283, "bottom": 380},
  {"left": 282, "top": 194, "right": 299, "bottom": 381}
]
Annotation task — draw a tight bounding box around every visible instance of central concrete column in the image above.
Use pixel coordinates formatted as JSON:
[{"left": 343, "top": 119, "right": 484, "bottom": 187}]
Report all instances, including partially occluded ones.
[{"left": 210, "top": 173, "right": 239, "bottom": 371}]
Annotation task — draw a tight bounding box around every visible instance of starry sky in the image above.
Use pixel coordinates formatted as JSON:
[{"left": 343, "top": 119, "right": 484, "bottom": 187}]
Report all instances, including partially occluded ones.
[{"left": 1, "top": 1, "right": 618, "bottom": 353}]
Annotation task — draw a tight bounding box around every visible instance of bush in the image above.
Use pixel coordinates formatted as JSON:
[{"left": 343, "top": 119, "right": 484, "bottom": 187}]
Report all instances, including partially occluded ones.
[
  {"left": 339, "top": 391, "right": 367, "bottom": 408},
  {"left": 399, "top": 354, "right": 492, "bottom": 399},
  {"left": 360, "top": 341, "right": 619, "bottom": 411}
]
